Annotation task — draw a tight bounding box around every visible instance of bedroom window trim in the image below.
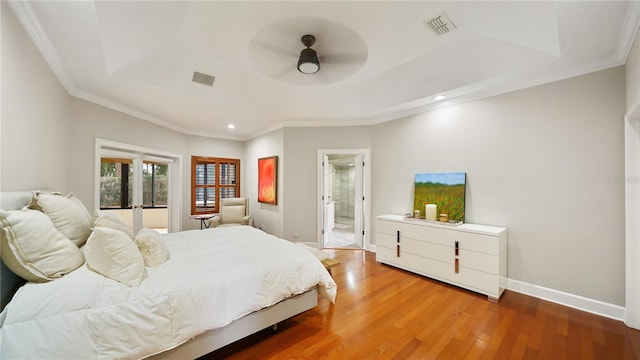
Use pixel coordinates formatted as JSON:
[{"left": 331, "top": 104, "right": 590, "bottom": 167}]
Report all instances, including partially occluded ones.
[{"left": 191, "top": 156, "right": 240, "bottom": 214}]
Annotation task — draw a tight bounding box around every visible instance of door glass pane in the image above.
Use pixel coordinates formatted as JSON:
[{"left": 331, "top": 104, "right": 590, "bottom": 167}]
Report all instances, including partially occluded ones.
[
  {"left": 142, "top": 162, "right": 169, "bottom": 232},
  {"left": 142, "top": 163, "right": 168, "bottom": 207},
  {"left": 100, "top": 161, "right": 121, "bottom": 208},
  {"left": 99, "top": 158, "right": 133, "bottom": 230},
  {"left": 100, "top": 158, "right": 133, "bottom": 209}
]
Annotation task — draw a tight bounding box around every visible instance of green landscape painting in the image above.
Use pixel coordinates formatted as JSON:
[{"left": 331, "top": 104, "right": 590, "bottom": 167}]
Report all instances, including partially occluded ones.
[{"left": 414, "top": 172, "right": 466, "bottom": 222}]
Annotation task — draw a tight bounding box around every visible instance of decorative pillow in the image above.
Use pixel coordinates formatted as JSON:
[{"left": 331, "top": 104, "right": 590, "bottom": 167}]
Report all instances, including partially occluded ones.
[
  {"left": 28, "top": 192, "right": 92, "bottom": 247},
  {"left": 221, "top": 205, "right": 245, "bottom": 223},
  {"left": 94, "top": 214, "right": 135, "bottom": 240},
  {"left": 84, "top": 227, "right": 144, "bottom": 287},
  {"left": 135, "top": 228, "right": 170, "bottom": 268},
  {"left": 0, "top": 209, "right": 85, "bottom": 282}
]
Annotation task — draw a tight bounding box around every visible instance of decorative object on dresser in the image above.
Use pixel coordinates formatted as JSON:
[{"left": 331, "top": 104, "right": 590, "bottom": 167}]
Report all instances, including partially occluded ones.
[
  {"left": 375, "top": 214, "right": 507, "bottom": 301},
  {"left": 414, "top": 172, "right": 466, "bottom": 223}
]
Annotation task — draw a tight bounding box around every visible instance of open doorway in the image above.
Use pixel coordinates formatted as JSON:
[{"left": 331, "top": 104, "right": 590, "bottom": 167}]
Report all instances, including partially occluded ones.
[
  {"left": 326, "top": 155, "right": 359, "bottom": 248},
  {"left": 317, "top": 149, "right": 370, "bottom": 250}
]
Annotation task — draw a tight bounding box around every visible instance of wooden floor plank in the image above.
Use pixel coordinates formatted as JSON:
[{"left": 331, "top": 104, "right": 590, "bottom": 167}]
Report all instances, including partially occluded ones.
[{"left": 202, "top": 250, "right": 640, "bottom": 360}]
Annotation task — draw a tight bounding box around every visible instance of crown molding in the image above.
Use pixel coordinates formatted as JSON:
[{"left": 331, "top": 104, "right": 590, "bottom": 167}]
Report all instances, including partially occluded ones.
[{"left": 617, "top": 0, "right": 640, "bottom": 63}]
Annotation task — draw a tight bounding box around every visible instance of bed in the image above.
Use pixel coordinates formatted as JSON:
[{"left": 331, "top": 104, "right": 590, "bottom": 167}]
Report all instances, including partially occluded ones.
[{"left": 0, "top": 190, "right": 336, "bottom": 359}]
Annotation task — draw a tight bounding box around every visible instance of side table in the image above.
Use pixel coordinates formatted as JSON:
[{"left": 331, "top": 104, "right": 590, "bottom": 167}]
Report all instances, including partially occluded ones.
[{"left": 190, "top": 214, "right": 217, "bottom": 229}]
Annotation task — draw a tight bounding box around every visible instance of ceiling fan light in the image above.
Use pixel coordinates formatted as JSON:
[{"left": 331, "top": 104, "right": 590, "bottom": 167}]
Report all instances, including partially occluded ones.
[{"left": 298, "top": 48, "right": 320, "bottom": 74}]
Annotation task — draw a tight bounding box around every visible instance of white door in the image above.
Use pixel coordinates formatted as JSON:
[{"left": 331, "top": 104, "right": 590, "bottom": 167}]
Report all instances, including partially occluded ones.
[
  {"left": 322, "top": 154, "right": 330, "bottom": 247},
  {"left": 141, "top": 156, "right": 172, "bottom": 233},
  {"left": 99, "top": 150, "right": 143, "bottom": 232}
]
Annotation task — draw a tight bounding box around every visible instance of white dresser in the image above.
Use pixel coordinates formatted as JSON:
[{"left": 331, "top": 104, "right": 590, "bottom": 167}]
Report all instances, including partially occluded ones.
[{"left": 376, "top": 214, "right": 507, "bottom": 301}]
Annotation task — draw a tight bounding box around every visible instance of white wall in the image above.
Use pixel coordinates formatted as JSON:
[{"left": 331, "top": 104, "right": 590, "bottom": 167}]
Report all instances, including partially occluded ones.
[
  {"left": 282, "top": 126, "right": 371, "bottom": 243},
  {"left": 244, "top": 129, "right": 284, "bottom": 237},
  {"left": 627, "top": 28, "right": 640, "bottom": 110},
  {"left": 1, "top": 2, "right": 69, "bottom": 192},
  {"left": 371, "top": 66, "right": 627, "bottom": 306}
]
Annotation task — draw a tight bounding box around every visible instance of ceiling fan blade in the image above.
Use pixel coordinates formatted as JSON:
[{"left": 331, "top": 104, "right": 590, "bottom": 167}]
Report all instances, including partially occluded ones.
[
  {"left": 316, "top": 67, "right": 334, "bottom": 84},
  {"left": 270, "top": 65, "right": 295, "bottom": 80},
  {"left": 253, "top": 40, "right": 297, "bottom": 58},
  {"left": 320, "top": 53, "right": 367, "bottom": 64}
]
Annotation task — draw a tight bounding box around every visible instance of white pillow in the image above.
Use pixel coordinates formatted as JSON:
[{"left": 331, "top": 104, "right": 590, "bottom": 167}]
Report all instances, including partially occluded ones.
[
  {"left": 221, "top": 205, "right": 245, "bottom": 223},
  {"left": 0, "top": 209, "right": 85, "bottom": 282},
  {"left": 94, "top": 214, "right": 135, "bottom": 240},
  {"left": 84, "top": 227, "right": 144, "bottom": 287},
  {"left": 28, "top": 192, "right": 93, "bottom": 247},
  {"left": 135, "top": 228, "right": 170, "bottom": 268}
]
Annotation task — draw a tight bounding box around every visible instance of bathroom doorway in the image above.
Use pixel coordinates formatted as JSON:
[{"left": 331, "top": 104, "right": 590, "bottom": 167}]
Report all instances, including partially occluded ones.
[{"left": 317, "top": 149, "right": 370, "bottom": 250}]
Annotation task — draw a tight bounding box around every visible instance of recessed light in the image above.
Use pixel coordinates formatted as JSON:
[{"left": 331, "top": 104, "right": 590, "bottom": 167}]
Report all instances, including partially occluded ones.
[
  {"left": 227, "top": 124, "right": 235, "bottom": 129},
  {"left": 433, "top": 95, "right": 445, "bottom": 101}
]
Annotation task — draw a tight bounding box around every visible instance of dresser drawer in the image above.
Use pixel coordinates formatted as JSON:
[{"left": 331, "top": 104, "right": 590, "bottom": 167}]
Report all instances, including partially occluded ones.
[
  {"left": 377, "top": 232, "right": 455, "bottom": 264},
  {"left": 455, "top": 231, "right": 499, "bottom": 255},
  {"left": 459, "top": 250, "right": 498, "bottom": 274},
  {"left": 376, "top": 247, "right": 500, "bottom": 297},
  {"left": 376, "top": 219, "right": 457, "bottom": 248}
]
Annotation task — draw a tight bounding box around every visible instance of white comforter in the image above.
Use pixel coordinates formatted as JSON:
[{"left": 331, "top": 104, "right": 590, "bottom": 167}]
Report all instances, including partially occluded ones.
[{"left": 0, "top": 226, "right": 336, "bottom": 359}]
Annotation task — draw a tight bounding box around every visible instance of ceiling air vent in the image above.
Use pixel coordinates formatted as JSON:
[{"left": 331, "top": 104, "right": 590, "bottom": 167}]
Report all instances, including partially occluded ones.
[
  {"left": 192, "top": 71, "right": 215, "bottom": 86},
  {"left": 424, "top": 13, "right": 456, "bottom": 35}
]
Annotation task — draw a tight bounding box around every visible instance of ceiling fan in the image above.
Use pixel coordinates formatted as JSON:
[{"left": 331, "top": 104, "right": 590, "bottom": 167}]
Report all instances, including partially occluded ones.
[
  {"left": 248, "top": 17, "right": 368, "bottom": 85},
  {"left": 297, "top": 34, "right": 320, "bottom": 74}
]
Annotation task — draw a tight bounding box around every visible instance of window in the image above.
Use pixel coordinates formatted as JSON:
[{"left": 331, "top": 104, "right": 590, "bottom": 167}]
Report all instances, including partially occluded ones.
[
  {"left": 191, "top": 156, "right": 240, "bottom": 214},
  {"left": 100, "top": 158, "right": 168, "bottom": 209}
]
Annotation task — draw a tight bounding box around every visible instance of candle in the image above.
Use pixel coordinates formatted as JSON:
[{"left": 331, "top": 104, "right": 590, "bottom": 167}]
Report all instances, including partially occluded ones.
[{"left": 425, "top": 204, "right": 437, "bottom": 221}]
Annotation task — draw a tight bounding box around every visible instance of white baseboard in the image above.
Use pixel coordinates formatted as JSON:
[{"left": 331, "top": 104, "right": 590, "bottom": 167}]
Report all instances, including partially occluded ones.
[
  {"left": 507, "top": 278, "right": 625, "bottom": 321},
  {"left": 334, "top": 246, "right": 624, "bottom": 321}
]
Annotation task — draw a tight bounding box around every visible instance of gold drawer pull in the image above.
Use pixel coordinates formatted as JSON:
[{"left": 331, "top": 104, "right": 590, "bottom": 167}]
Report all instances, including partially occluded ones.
[{"left": 455, "top": 258, "right": 459, "bottom": 273}]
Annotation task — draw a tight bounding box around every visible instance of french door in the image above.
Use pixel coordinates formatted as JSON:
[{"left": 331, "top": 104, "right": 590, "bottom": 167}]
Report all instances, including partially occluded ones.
[{"left": 96, "top": 139, "right": 181, "bottom": 234}]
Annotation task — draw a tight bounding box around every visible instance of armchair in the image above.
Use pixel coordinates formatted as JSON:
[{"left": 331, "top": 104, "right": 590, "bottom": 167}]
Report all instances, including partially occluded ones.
[{"left": 207, "top": 197, "right": 253, "bottom": 228}]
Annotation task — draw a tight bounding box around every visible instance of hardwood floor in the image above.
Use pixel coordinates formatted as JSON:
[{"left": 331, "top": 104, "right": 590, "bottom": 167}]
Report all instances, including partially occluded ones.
[{"left": 203, "top": 250, "right": 640, "bottom": 359}]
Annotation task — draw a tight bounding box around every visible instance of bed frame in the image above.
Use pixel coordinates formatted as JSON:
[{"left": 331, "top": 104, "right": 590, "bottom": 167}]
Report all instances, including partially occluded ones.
[{"left": 0, "top": 190, "right": 318, "bottom": 359}]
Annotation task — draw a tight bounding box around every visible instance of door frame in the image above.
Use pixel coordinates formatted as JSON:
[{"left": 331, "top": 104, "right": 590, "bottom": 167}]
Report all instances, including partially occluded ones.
[
  {"left": 94, "top": 138, "right": 183, "bottom": 233},
  {"left": 317, "top": 149, "right": 371, "bottom": 250},
  {"left": 625, "top": 100, "right": 640, "bottom": 330}
]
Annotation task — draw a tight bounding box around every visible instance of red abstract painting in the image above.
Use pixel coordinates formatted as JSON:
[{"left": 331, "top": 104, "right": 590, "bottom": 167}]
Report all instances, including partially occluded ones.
[{"left": 258, "top": 156, "right": 277, "bottom": 204}]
